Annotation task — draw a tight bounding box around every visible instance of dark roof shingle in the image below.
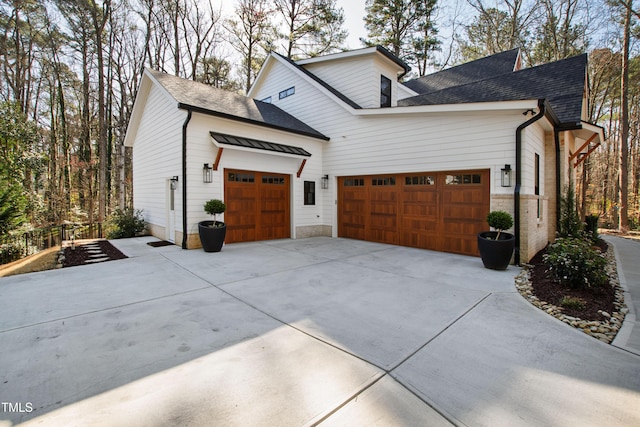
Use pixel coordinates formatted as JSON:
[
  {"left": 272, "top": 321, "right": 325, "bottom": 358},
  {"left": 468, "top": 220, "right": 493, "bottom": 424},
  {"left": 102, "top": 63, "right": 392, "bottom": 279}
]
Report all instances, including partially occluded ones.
[
  {"left": 402, "top": 49, "right": 520, "bottom": 94},
  {"left": 399, "top": 53, "right": 587, "bottom": 125},
  {"left": 148, "top": 69, "right": 328, "bottom": 140}
]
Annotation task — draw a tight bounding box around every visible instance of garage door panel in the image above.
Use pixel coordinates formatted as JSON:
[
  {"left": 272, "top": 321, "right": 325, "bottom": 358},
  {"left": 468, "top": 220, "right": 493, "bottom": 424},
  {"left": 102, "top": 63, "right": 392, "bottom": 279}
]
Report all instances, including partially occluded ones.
[
  {"left": 339, "top": 170, "right": 488, "bottom": 257},
  {"left": 225, "top": 169, "right": 290, "bottom": 243}
]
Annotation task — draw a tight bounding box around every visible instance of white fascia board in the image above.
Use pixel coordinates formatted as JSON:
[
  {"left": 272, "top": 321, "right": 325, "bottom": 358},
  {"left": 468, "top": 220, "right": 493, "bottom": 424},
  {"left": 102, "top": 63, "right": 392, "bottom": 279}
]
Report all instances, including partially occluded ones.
[
  {"left": 352, "top": 99, "right": 541, "bottom": 116},
  {"left": 574, "top": 121, "right": 605, "bottom": 144},
  {"left": 247, "top": 55, "right": 275, "bottom": 98},
  {"left": 295, "top": 47, "right": 379, "bottom": 66},
  {"left": 123, "top": 71, "right": 153, "bottom": 147}
]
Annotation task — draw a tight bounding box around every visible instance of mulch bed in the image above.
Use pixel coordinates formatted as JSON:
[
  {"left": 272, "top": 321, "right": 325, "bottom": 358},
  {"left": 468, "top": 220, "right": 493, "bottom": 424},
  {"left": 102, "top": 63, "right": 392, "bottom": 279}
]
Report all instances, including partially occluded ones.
[
  {"left": 527, "top": 240, "right": 616, "bottom": 321},
  {"left": 62, "top": 240, "right": 127, "bottom": 268}
]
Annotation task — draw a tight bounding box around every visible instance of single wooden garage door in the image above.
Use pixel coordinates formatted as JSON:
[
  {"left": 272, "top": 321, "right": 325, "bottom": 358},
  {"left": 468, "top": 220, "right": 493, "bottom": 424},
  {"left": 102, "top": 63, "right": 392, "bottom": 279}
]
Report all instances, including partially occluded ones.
[
  {"left": 224, "top": 169, "right": 290, "bottom": 243},
  {"left": 338, "top": 170, "right": 489, "bottom": 256}
]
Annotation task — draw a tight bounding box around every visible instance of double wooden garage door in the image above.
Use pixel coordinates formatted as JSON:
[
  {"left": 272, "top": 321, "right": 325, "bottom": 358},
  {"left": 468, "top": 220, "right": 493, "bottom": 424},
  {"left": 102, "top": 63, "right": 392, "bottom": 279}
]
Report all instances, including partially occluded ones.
[
  {"left": 224, "top": 169, "right": 290, "bottom": 243},
  {"left": 338, "top": 170, "right": 490, "bottom": 256}
]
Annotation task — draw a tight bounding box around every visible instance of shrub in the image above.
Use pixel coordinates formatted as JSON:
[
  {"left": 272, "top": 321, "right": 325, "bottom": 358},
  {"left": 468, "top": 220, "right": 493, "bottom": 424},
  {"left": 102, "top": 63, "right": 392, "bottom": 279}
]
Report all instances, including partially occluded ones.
[
  {"left": 584, "top": 214, "right": 600, "bottom": 242},
  {"left": 560, "top": 296, "right": 586, "bottom": 310},
  {"left": 0, "top": 242, "right": 23, "bottom": 265},
  {"left": 543, "top": 237, "right": 608, "bottom": 289},
  {"left": 486, "top": 210, "right": 513, "bottom": 239},
  {"left": 106, "top": 208, "right": 146, "bottom": 239},
  {"left": 558, "top": 183, "right": 582, "bottom": 238},
  {"left": 204, "top": 199, "right": 226, "bottom": 226}
]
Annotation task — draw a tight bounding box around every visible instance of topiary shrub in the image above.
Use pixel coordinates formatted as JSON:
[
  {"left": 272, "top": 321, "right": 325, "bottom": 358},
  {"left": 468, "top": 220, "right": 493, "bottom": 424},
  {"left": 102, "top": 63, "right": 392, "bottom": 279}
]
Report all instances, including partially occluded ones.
[
  {"left": 543, "top": 237, "right": 608, "bottom": 289},
  {"left": 106, "top": 208, "right": 146, "bottom": 239},
  {"left": 203, "top": 199, "right": 226, "bottom": 228},
  {"left": 486, "top": 210, "right": 513, "bottom": 239}
]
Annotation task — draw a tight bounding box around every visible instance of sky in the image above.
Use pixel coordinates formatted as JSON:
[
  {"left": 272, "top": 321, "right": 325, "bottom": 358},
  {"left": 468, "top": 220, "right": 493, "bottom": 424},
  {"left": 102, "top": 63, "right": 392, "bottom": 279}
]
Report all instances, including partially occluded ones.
[
  {"left": 219, "top": 0, "right": 369, "bottom": 50},
  {"left": 338, "top": 1, "right": 368, "bottom": 48}
]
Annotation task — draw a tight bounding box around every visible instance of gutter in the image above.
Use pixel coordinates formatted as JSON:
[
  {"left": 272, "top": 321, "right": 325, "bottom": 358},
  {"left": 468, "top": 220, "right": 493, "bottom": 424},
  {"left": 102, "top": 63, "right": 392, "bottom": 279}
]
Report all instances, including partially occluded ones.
[
  {"left": 514, "top": 99, "right": 546, "bottom": 265},
  {"left": 181, "top": 110, "right": 192, "bottom": 249}
]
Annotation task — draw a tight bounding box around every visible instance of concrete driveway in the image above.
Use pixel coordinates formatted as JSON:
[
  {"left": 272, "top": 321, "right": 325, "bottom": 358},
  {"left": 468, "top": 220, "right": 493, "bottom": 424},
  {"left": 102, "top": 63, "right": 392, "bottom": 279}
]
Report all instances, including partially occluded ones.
[{"left": 1, "top": 236, "right": 639, "bottom": 426}]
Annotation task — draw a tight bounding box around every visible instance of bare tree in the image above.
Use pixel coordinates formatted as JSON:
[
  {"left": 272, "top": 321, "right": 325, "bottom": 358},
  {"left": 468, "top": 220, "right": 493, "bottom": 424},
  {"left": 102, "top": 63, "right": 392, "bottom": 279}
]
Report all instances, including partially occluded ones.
[
  {"left": 225, "top": 0, "right": 276, "bottom": 93},
  {"left": 275, "top": 0, "right": 347, "bottom": 59}
]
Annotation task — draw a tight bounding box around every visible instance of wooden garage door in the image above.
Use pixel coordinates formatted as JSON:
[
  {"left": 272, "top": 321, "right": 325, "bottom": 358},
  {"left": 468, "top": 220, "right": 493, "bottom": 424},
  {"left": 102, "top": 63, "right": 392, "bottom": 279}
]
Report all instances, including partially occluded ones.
[
  {"left": 338, "top": 170, "right": 489, "bottom": 256},
  {"left": 224, "top": 169, "right": 290, "bottom": 243}
]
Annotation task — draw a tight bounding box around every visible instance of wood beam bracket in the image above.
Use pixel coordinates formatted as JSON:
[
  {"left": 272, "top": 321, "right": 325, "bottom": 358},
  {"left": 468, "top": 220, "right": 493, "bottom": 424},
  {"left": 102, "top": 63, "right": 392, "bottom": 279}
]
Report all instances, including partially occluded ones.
[
  {"left": 574, "top": 142, "right": 601, "bottom": 168},
  {"left": 213, "top": 147, "right": 224, "bottom": 171},
  {"left": 296, "top": 159, "right": 307, "bottom": 178},
  {"left": 568, "top": 133, "right": 597, "bottom": 164}
]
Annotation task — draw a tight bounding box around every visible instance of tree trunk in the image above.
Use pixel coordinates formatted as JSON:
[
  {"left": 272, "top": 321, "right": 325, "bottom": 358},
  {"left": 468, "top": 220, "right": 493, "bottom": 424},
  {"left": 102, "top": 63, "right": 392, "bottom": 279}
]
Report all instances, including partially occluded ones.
[{"left": 619, "top": 2, "right": 631, "bottom": 230}]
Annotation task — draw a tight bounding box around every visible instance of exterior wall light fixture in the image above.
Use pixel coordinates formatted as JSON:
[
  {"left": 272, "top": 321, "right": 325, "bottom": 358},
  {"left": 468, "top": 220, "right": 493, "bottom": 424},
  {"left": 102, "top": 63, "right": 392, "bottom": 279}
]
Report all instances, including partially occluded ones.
[
  {"left": 321, "top": 174, "right": 329, "bottom": 189},
  {"left": 170, "top": 176, "right": 178, "bottom": 190},
  {"left": 203, "top": 163, "right": 213, "bottom": 183},
  {"left": 501, "top": 164, "right": 512, "bottom": 187}
]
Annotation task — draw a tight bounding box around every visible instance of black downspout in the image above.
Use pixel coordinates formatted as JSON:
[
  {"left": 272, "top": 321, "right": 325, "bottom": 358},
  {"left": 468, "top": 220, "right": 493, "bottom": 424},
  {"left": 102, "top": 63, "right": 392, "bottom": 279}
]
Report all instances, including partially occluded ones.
[
  {"left": 181, "top": 110, "right": 192, "bottom": 249},
  {"left": 554, "top": 129, "right": 562, "bottom": 235},
  {"left": 515, "top": 99, "right": 546, "bottom": 265}
]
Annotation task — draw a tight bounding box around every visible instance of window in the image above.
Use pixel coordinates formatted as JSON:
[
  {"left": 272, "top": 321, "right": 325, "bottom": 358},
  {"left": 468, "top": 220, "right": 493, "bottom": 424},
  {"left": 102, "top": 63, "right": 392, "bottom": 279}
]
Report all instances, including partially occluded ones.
[
  {"left": 344, "top": 178, "right": 365, "bottom": 187},
  {"left": 260, "top": 96, "right": 272, "bottom": 103},
  {"left": 535, "top": 153, "right": 541, "bottom": 218},
  {"left": 380, "top": 75, "right": 391, "bottom": 107},
  {"left": 279, "top": 86, "right": 295, "bottom": 99},
  {"left": 304, "top": 181, "right": 315, "bottom": 205},
  {"left": 405, "top": 176, "right": 435, "bottom": 185},
  {"left": 228, "top": 172, "right": 254, "bottom": 183},
  {"left": 262, "top": 176, "right": 285, "bottom": 185},
  {"left": 372, "top": 177, "right": 395, "bottom": 186},
  {"left": 445, "top": 174, "right": 481, "bottom": 185}
]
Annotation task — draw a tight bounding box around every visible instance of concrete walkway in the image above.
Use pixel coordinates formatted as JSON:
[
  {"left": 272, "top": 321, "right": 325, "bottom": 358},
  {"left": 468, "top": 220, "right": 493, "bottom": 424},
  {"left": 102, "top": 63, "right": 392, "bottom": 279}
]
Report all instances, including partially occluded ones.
[
  {"left": 607, "top": 235, "right": 640, "bottom": 355},
  {"left": 1, "top": 236, "right": 639, "bottom": 426}
]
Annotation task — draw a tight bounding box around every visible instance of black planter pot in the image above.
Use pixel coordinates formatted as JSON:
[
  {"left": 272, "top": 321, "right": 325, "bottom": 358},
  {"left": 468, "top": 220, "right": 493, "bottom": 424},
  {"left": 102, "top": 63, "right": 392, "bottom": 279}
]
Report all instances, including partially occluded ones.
[
  {"left": 198, "top": 221, "right": 226, "bottom": 252},
  {"left": 477, "top": 231, "right": 515, "bottom": 270}
]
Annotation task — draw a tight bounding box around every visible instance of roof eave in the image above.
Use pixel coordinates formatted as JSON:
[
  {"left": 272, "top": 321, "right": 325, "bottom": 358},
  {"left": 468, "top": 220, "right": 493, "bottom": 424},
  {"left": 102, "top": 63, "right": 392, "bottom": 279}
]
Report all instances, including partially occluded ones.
[
  {"left": 177, "top": 103, "right": 330, "bottom": 141},
  {"left": 357, "top": 99, "right": 542, "bottom": 116}
]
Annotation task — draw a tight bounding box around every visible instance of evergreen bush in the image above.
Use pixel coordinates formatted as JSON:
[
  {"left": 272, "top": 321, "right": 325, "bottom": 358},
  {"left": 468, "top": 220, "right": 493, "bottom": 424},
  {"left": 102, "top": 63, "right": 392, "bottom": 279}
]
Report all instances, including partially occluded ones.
[
  {"left": 543, "top": 237, "right": 608, "bottom": 289},
  {"left": 486, "top": 210, "right": 513, "bottom": 239},
  {"left": 204, "top": 199, "right": 226, "bottom": 227},
  {"left": 558, "top": 183, "right": 582, "bottom": 238},
  {"left": 584, "top": 214, "right": 600, "bottom": 242},
  {"left": 106, "top": 208, "right": 146, "bottom": 239}
]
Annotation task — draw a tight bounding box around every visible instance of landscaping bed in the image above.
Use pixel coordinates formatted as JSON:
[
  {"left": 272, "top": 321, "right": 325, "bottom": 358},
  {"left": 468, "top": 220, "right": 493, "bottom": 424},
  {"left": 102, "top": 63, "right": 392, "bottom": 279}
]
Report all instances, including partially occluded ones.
[
  {"left": 60, "top": 239, "right": 127, "bottom": 267},
  {"left": 516, "top": 240, "right": 627, "bottom": 343}
]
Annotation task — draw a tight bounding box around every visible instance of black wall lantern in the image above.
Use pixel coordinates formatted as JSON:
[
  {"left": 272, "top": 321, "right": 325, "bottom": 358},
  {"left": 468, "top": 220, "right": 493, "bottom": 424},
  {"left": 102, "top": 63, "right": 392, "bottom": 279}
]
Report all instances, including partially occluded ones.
[
  {"left": 321, "top": 174, "right": 329, "bottom": 189},
  {"left": 203, "top": 163, "right": 213, "bottom": 183},
  {"left": 501, "top": 164, "right": 512, "bottom": 187},
  {"left": 170, "top": 176, "right": 178, "bottom": 190}
]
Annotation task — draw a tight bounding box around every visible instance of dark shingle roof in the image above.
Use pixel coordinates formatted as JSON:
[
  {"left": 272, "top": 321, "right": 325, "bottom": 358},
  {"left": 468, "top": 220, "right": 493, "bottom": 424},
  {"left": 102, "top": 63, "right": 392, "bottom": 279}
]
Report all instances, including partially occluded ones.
[
  {"left": 148, "top": 69, "right": 328, "bottom": 140},
  {"left": 399, "top": 53, "right": 587, "bottom": 125},
  {"left": 403, "top": 49, "right": 520, "bottom": 94}
]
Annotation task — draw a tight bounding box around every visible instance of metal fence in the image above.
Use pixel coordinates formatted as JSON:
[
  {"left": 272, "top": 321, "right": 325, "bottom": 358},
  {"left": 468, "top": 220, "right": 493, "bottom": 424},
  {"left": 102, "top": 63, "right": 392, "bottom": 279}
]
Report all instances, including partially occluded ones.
[{"left": 0, "top": 223, "right": 103, "bottom": 265}]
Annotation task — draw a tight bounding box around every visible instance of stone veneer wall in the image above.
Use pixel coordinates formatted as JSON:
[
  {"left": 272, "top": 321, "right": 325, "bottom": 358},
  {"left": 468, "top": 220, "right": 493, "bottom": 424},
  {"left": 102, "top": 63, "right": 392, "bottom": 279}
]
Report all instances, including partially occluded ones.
[
  {"left": 147, "top": 223, "right": 166, "bottom": 242},
  {"left": 295, "top": 225, "right": 332, "bottom": 238}
]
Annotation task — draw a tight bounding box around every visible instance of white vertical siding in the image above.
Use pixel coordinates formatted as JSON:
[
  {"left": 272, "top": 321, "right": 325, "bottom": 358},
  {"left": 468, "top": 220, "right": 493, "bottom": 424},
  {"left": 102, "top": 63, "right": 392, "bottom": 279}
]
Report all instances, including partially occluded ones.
[{"left": 131, "top": 84, "right": 184, "bottom": 237}]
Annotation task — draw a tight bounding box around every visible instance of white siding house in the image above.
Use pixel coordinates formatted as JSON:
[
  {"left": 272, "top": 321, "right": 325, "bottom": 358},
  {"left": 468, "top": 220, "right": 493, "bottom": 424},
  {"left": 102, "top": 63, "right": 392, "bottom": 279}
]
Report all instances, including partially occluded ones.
[{"left": 125, "top": 47, "right": 603, "bottom": 264}]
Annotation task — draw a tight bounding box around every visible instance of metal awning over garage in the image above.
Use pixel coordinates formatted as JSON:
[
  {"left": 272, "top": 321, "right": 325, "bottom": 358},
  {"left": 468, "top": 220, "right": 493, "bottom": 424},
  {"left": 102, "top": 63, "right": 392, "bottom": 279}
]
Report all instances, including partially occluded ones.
[{"left": 210, "top": 132, "right": 311, "bottom": 157}]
